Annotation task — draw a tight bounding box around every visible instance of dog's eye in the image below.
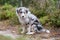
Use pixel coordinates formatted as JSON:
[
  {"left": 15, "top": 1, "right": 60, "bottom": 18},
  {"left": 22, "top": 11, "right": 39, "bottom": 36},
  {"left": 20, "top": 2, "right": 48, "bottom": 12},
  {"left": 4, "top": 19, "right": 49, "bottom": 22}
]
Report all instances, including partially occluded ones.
[
  {"left": 26, "top": 10, "right": 28, "bottom": 13},
  {"left": 20, "top": 12, "right": 22, "bottom": 13}
]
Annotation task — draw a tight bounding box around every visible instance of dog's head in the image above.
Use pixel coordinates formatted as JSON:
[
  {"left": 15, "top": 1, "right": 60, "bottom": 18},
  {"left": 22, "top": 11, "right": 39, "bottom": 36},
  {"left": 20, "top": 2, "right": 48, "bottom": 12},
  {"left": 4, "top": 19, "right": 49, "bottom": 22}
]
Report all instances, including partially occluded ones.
[{"left": 16, "top": 7, "right": 30, "bottom": 18}]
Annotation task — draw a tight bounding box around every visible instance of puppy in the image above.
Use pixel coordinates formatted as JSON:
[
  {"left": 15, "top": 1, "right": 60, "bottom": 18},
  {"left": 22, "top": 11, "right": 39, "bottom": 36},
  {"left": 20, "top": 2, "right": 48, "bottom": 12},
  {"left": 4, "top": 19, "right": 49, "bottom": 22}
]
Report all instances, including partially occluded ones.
[
  {"left": 16, "top": 7, "right": 50, "bottom": 34},
  {"left": 16, "top": 7, "right": 35, "bottom": 34}
]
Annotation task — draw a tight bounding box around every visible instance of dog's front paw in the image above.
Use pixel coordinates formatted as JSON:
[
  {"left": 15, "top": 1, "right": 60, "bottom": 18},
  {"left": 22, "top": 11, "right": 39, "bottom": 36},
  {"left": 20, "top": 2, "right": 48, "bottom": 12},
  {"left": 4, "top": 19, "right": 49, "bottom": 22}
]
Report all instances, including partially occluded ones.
[
  {"left": 21, "top": 31, "right": 25, "bottom": 34},
  {"left": 26, "top": 32, "right": 35, "bottom": 35}
]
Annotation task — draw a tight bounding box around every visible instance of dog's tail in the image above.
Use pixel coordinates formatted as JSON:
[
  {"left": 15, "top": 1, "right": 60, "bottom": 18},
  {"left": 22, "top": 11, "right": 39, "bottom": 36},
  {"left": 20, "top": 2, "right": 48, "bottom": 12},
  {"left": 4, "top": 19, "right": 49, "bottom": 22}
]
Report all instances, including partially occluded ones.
[
  {"left": 40, "top": 28, "right": 50, "bottom": 33},
  {"left": 36, "top": 24, "right": 50, "bottom": 33},
  {"left": 33, "top": 19, "right": 50, "bottom": 33}
]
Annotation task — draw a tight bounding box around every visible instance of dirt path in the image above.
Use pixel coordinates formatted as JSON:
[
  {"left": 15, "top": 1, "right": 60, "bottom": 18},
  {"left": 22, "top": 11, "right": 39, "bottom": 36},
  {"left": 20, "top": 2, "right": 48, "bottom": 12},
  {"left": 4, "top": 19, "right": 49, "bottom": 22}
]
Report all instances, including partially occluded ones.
[
  {"left": 0, "top": 30, "right": 60, "bottom": 40},
  {"left": 0, "top": 30, "right": 20, "bottom": 38},
  {"left": 0, "top": 20, "right": 60, "bottom": 40},
  {"left": 0, "top": 20, "right": 20, "bottom": 38}
]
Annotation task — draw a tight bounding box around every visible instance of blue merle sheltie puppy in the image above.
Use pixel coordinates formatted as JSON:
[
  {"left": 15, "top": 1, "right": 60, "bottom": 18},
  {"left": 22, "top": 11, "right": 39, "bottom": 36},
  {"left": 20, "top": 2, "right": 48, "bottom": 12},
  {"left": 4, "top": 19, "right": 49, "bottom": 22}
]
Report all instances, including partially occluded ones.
[{"left": 16, "top": 7, "right": 50, "bottom": 34}]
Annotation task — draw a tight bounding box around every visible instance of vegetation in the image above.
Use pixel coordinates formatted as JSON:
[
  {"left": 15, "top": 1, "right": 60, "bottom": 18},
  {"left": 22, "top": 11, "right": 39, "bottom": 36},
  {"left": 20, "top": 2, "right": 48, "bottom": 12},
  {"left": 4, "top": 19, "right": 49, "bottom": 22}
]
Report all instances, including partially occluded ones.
[
  {"left": 0, "top": 35, "right": 13, "bottom": 40},
  {"left": 0, "top": 35, "right": 39, "bottom": 40},
  {"left": 0, "top": 0, "right": 60, "bottom": 27},
  {"left": 0, "top": 35, "right": 26, "bottom": 40}
]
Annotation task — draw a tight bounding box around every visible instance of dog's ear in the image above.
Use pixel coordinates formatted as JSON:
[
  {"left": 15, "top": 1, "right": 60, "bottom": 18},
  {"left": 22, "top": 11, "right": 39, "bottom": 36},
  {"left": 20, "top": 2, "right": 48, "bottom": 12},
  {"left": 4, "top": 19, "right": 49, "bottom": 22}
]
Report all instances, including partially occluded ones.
[
  {"left": 26, "top": 10, "right": 28, "bottom": 13},
  {"left": 16, "top": 8, "right": 19, "bottom": 13},
  {"left": 17, "top": 10, "right": 19, "bottom": 13},
  {"left": 16, "top": 8, "right": 19, "bottom": 16},
  {"left": 16, "top": 8, "right": 22, "bottom": 13},
  {"left": 25, "top": 8, "right": 29, "bottom": 13}
]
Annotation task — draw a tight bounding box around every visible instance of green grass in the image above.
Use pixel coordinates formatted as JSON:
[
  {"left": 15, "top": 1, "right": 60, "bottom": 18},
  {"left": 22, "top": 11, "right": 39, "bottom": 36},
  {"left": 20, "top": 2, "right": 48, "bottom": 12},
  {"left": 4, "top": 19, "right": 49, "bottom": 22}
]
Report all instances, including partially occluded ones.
[
  {"left": 0, "top": 35, "right": 29, "bottom": 40},
  {"left": 0, "top": 35, "right": 13, "bottom": 40},
  {"left": 16, "top": 36, "right": 27, "bottom": 40},
  {"left": 0, "top": 35, "right": 41, "bottom": 40}
]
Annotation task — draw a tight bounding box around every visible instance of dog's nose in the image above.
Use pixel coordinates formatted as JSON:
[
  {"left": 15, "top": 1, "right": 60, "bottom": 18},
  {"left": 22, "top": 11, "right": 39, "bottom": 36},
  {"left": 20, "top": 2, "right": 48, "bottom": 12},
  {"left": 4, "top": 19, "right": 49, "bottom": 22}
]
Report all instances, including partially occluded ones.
[{"left": 22, "top": 16, "right": 24, "bottom": 17}]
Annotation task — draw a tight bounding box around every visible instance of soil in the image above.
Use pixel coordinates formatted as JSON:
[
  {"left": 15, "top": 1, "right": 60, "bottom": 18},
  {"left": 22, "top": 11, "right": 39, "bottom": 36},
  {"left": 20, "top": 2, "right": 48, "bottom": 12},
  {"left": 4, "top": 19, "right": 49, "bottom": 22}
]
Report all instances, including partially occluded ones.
[{"left": 0, "top": 20, "right": 60, "bottom": 40}]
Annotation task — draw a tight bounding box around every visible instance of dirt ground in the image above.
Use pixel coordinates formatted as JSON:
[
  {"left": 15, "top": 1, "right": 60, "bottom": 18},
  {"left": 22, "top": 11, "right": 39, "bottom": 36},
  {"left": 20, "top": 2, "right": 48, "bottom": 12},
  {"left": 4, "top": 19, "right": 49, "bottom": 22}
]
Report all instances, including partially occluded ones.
[{"left": 0, "top": 20, "right": 60, "bottom": 40}]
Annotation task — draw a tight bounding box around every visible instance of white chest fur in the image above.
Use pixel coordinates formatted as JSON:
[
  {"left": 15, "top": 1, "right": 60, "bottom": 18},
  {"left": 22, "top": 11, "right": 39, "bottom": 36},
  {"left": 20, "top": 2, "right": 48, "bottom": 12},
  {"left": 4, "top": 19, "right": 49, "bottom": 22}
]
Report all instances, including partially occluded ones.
[{"left": 18, "top": 16, "right": 29, "bottom": 24}]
